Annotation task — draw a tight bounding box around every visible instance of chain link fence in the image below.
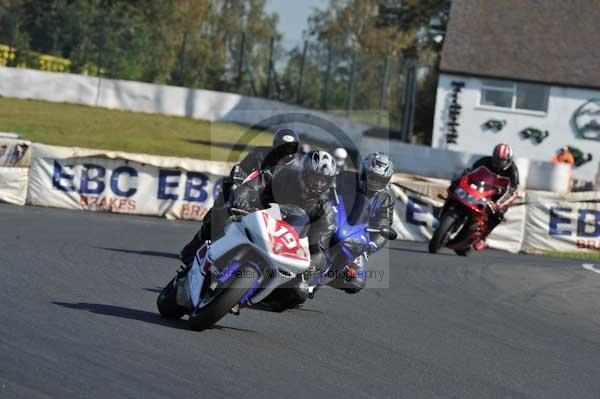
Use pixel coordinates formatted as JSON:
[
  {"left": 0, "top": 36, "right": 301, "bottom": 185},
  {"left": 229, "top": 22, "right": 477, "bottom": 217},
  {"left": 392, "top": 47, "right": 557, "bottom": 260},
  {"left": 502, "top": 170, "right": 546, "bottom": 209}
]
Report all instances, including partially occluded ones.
[{"left": 1, "top": 21, "right": 437, "bottom": 143}]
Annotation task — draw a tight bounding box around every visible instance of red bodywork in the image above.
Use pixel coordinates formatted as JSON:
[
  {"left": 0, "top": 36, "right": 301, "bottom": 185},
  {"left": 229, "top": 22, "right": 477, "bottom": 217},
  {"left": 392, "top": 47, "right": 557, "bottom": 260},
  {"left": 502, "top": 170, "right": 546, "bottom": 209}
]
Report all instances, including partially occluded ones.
[
  {"left": 444, "top": 166, "right": 510, "bottom": 250},
  {"left": 261, "top": 212, "right": 309, "bottom": 261}
]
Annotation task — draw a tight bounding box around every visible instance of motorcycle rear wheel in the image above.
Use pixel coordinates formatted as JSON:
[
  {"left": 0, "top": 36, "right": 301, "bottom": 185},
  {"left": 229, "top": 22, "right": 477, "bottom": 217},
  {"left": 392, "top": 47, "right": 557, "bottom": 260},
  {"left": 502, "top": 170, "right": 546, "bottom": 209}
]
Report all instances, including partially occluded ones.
[
  {"left": 188, "top": 264, "right": 258, "bottom": 331},
  {"left": 454, "top": 248, "right": 472, "bottom": 257}
]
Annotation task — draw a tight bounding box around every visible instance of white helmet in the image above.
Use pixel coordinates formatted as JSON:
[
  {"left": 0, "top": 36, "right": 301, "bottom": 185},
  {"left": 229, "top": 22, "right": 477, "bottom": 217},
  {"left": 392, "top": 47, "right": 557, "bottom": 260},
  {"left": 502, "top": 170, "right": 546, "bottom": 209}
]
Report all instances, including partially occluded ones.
[{"left": 333, "top": 147, "right": 348, "bottom": 168}]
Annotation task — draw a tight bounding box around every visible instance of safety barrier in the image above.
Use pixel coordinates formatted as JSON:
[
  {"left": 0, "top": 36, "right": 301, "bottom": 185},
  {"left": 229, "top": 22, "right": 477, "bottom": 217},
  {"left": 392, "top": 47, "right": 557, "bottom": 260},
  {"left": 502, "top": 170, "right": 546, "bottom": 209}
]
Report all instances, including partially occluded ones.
[
  {"left": 1, "top": 141, "right": 598, "bottom": 254},
  {"left": 28, "top": 143, "right": 233, "bottom": 221},
  {"left": 0, "top": 137, "right": 31, "bottom": 205}
]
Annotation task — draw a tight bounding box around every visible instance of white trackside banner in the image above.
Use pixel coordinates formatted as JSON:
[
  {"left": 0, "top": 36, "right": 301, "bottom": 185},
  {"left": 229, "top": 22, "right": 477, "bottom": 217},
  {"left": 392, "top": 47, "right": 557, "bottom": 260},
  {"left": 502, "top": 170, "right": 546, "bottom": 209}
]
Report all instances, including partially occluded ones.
[
  {"left": 0, "top": 167, "right": 29, "bottom": 205},
  {"left": 14, "top": 142, "right": 600, "bottom": 255},
  {"left": 0, "top": 138, "right": 31, "bottom": 205},
  {"left": 28, "top": 144, "right": 232, "bottom": 220},
  {"left": 522, "top": 191, "right": 600, "bottom": 253},
  {"left": 391, "top": 184, "right": 442, "bottom": 242}
]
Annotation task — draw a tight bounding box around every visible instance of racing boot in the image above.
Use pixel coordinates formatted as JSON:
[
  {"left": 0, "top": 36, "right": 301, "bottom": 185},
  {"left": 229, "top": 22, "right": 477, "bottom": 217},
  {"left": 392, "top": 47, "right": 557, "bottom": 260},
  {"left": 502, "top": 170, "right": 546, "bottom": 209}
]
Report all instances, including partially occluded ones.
[
  {"left": 342, "top": 263, "right": 367, "bottom": 294},
  {"left": 327, "top": 256, "right": 367, "bottom": 294},
  {"left": 259, "top": 277, "right": 309, "bottom": 312},
  {"left": 473, "top": 239, "right": 488, "bottom": 251}
]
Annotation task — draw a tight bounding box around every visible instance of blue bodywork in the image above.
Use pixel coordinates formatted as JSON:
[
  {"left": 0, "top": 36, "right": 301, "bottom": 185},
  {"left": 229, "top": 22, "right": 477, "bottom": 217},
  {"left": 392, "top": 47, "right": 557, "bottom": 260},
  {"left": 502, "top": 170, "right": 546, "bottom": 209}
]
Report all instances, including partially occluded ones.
[
  {"left": 199, "top": 196, "right": 372, "bottom": 307},
  {"left": 311, "top": 194, "right": 371, "bottom": 288}
]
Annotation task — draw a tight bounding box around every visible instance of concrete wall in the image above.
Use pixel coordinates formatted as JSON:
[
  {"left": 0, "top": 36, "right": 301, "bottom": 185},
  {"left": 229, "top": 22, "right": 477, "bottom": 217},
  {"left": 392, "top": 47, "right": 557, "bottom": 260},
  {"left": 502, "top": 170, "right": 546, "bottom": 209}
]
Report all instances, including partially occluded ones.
[
  {"left": 432, "top": 73, "right": 600, "bottom": 180},
  {"left": 0, "top": 67, "right": 575, "bottom": 192},
  {"left": 0, "top": 67, "right": 369, "bottom": 149}
]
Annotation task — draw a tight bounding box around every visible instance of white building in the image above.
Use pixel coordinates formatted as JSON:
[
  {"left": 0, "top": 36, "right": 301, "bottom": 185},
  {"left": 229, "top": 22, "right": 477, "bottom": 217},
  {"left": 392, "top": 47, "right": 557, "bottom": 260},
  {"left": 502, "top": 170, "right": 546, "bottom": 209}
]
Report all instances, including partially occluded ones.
[{"left": 431, "top": 0, "right": 600, "bottom": 181}]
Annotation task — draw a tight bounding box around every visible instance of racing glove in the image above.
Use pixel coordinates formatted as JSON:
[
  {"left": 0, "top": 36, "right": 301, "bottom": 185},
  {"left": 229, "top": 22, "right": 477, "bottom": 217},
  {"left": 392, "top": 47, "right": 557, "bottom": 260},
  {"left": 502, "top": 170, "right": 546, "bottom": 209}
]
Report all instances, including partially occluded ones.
[
  {"left": 232, "top": 186, "right": 258, "bottom": 212},
  {"left": 367, "top": 241, "right": 378, "bottom": 254}
]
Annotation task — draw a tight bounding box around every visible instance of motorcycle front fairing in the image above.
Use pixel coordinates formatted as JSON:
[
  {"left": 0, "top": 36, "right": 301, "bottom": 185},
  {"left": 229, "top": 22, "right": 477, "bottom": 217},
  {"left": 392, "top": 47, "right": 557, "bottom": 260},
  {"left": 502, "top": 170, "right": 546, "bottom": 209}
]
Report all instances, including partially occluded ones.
[
  {"left": 311, "top": 193, "right": 370, "bottom": 288},
  {"left": 202, "top": 204, "right": 312, "bottom": 306},
  {"left": 450, "top": 166, "right": 510, "bottom": 214}
]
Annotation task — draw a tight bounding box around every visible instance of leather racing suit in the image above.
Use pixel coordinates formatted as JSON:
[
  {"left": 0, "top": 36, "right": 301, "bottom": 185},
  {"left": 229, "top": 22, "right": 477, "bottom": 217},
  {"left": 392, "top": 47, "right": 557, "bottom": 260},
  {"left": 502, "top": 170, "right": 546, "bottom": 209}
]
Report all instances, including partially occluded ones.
[{"left": 232, "top": 163, "right": 337, "bottom": 271}]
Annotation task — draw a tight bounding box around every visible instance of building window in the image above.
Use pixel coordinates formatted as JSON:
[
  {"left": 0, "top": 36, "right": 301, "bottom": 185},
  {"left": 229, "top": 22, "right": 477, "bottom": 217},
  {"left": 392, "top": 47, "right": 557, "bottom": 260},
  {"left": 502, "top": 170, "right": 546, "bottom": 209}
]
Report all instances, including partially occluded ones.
[{"left": 480, "top": 79, "right": 549, "bottom": 112}]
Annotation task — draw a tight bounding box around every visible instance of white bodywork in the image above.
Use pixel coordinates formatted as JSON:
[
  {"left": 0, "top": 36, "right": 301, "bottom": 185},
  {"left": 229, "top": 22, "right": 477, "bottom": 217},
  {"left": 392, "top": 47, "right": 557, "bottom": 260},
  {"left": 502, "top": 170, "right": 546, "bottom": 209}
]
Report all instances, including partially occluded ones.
[{"left": 191, "top": 204, "right": 311, "bottom": 307}]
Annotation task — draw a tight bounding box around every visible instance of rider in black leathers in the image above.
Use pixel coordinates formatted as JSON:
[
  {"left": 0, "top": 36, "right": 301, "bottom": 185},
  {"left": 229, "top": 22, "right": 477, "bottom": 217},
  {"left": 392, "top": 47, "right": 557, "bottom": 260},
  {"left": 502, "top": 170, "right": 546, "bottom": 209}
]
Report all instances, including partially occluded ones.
[
  {"left": 232, "top": 150, "right": 338, "bottom": 271},
  {"left": 230, "top": 128, "right": 301, "bottom": 187},
  {"left": 180, "top": 128, "right": 300, "bottom": 266}
]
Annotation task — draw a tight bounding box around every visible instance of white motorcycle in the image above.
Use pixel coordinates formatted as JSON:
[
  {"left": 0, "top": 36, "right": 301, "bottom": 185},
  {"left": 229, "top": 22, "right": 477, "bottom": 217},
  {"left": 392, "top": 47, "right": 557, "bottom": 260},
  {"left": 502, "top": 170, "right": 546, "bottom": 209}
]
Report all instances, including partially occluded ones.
[{"left": 157, "top": 204, "right": 312, "bottom": 331}]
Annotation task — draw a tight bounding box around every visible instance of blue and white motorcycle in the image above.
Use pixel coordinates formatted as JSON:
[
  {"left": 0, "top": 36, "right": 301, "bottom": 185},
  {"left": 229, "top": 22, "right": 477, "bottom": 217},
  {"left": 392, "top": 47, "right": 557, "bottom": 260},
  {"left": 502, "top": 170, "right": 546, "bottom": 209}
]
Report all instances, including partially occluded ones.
[
  {"left": 306, "top": 190, "right": 397, "bottom": 298},
  {"left": 157, "top": 204, "right": 313, "bottom": 330}
]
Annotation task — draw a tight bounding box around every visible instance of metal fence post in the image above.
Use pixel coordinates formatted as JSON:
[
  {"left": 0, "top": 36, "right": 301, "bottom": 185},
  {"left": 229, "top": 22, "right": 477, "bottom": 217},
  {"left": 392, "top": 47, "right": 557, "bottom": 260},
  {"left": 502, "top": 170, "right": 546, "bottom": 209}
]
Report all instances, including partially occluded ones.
[
  {"left": 321, "top": 44, "right": 332, "bottom": 110},
  {"left": 178, "top": 30, "right": 189, "bottom": 86},
  {"left": 236, "top": 32, "right": 246, "bottom": 91},
  {"left": 378, "top": 54, "right": 391, "bottom": 125},
  {"left": 296, "top": 40, "right": 308, "bottom": 104},
  {"left": 407, "top": 64, "right": 418, "bottom": 137},
  {"left": 244, "top": 54, "right": 258, "bottom": 97},
  {"left": 96, "top": 21, "right": 105, "bottom": 77},
  {"left": 401, "top": 63, "right": 417, "bottom": 142},
  {"left": 265, "top": 36, "right": 275, "bottom": 98},
  {"left": 346, "top": 51, "right": 358, "bottom": 116}
]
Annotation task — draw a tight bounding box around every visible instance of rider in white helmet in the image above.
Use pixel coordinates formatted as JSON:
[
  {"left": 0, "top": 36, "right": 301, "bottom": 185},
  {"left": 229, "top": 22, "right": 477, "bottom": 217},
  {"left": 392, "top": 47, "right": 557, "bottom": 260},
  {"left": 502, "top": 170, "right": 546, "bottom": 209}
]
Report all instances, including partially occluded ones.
[{"left": 333, "top": 147, "right": 348, "bottom": 175}]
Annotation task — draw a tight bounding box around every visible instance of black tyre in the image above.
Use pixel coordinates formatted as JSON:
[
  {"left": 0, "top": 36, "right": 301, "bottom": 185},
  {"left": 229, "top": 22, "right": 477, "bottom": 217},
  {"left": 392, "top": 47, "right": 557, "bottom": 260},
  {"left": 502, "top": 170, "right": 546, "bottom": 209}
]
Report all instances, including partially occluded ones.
[
  {"left": 260, "top": 279, "right": 308, "bottom": 312},
  {"left": 188, "top": 265, "right": 258, "bottom": 331},
  {"left": 429, "top": 212, "right": 458, "bottom": 254},
  {"left": 157, "top": 277, "right": 187, "bottom": 319},
  {"left": 454, "top": 248, "right": 472, "bottom": 257}
]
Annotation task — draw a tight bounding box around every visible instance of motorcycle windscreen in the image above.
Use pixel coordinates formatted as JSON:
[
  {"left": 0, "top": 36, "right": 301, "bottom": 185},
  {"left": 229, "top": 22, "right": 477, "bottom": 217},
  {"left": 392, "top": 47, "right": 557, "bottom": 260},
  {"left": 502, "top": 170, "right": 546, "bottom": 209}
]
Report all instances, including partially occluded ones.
[
  {"left": 278, "top": 204, "right": 310, "bottom": 238},
  {"left": 466, "top": 166, "right": 510, "bottom": 196}
]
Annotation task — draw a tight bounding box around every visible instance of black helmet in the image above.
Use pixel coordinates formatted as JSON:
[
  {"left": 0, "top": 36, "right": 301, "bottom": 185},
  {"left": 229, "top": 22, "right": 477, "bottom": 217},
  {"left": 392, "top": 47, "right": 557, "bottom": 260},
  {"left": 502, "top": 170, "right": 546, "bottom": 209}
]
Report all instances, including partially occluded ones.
[
  {"left": 359, "top": 152, "right": 394, "bottom": 193},
  {"left": 299, "top": 150, "right": 337, "bottom": 196},
  {"left": 273, "top": 128, "right": 299, "bottom": 159}
]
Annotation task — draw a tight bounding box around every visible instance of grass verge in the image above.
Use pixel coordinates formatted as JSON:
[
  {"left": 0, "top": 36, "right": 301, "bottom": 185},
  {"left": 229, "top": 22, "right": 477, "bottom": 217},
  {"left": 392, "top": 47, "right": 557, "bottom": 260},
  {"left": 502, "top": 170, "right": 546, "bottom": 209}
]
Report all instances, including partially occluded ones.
[
  {"left": 538, "top": 251, "right": 600, "bottom": 261},
  {"left": 0, "top": 97, "right": 272, "bottom": 161}
]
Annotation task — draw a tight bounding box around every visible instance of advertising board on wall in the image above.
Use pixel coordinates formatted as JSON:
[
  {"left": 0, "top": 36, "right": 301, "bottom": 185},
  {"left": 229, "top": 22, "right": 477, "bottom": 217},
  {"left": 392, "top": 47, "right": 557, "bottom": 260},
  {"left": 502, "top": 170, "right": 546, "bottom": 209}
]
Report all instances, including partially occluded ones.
[{"left": 28, "top": 144, "right": 231, "bottom": 220}]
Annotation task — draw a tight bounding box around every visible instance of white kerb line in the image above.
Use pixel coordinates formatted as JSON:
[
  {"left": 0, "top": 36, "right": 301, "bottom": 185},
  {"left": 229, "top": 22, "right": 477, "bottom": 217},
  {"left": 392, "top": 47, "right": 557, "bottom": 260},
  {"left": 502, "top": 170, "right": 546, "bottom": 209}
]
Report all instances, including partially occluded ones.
[{"left": 581, "top": 264, "right": 600, "bottom": 275}]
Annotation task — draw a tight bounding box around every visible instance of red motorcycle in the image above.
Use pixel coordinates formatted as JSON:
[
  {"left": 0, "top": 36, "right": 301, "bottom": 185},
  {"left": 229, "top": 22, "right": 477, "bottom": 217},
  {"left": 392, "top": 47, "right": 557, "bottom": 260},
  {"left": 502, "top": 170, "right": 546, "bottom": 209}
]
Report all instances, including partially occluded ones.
[{"left": 428, "top": 166, "right": 510, "bottom": 256}]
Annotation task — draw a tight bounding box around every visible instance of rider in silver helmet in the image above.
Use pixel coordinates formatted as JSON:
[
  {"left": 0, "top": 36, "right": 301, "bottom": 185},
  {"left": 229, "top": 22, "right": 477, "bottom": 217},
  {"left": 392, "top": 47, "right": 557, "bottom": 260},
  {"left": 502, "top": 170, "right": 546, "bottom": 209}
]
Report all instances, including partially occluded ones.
[{"left": 330, "top": 152, "right": 396, "bottom": 294}]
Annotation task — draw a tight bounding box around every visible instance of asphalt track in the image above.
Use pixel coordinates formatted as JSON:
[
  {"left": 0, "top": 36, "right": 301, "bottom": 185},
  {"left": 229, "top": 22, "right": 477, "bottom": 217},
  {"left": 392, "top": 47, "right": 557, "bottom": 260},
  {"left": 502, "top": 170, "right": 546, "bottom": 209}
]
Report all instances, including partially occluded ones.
[{"left": 1, "top": 203, "right": 600, "bottom": 399}]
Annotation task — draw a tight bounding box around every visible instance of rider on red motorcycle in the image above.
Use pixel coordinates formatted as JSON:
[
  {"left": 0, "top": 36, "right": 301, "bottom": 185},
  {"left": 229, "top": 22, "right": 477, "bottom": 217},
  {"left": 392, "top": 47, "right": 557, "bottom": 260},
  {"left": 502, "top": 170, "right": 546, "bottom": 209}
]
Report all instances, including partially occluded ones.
[{"left": 468, "top": 143, "right": 519, "bottom": 249}]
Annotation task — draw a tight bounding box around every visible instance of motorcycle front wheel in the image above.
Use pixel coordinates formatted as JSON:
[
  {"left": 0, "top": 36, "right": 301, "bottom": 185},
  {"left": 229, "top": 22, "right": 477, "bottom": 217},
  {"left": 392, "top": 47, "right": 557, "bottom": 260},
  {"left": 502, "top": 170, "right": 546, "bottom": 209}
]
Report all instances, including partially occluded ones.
[
  {"left": 188, "top": 264, "right": 259, "bottom": 331},
  {"left": 429, "top": 211, "right": 459, "bottom": 254},
  {"left": 157, "top": 277, "right": 187, "bottom": 320}
]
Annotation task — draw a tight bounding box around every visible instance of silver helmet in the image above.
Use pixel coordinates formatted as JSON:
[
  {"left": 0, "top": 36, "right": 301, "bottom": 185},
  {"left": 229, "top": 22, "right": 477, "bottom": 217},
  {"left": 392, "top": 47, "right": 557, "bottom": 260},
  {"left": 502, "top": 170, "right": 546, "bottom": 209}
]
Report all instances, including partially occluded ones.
[
  {"left": 300, "top": 150, "right": 337, "bottom": 196},
  {"left": 359, "top": 152, "right": 394, "bottom": 192}
]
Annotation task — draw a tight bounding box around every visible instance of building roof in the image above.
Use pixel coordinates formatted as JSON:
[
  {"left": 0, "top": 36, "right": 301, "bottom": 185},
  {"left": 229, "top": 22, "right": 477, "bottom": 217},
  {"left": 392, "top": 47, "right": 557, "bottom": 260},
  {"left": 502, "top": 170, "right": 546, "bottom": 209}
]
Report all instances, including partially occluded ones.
[{"left": 440, "top": 0, "right": 600, "bottom": 90}]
